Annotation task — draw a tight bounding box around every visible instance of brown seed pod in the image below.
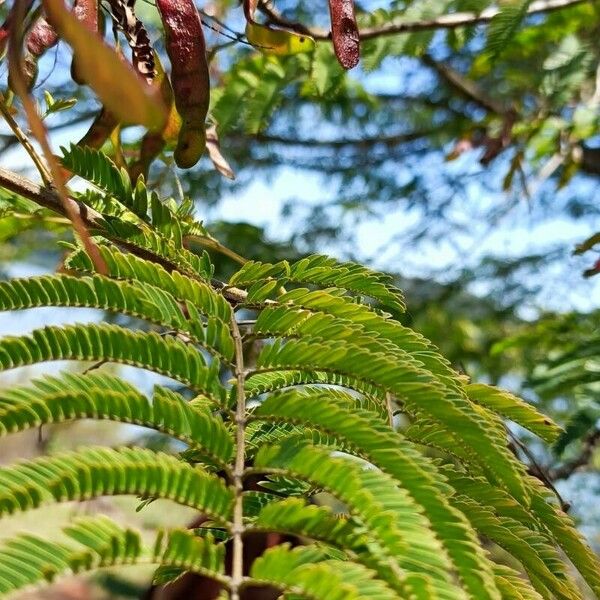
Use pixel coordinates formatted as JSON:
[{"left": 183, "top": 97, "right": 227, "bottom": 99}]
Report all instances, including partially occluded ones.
[
  {"left": 22, "top": 15, "right": 59, "bottom": 89},
  {"left": 71, "top": 0, "right": 100, "bottom": 84},
  {"left": 0, "top": 0, "right": 35, "bottom": 58},
  {"left": 107, "top": 0, "right": 155, "bottom": 83},
  {"left": 328, "top": 0, "right": 360, "bottom": 70},
  {"left": 129, "top": 54, "right": 178, "bottom": 181},
  {"left": 77, "top": 107, "right": 119, "bottom": 149},
  {"left": 156, "top": 0, "right": 210, "bottom": 169}
]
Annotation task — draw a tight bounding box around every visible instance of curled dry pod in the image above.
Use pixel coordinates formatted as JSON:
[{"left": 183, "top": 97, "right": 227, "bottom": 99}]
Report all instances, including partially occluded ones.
[
  {"left": 156, "top": 0, "right": 209, "bottom": 169},
  {"left": 328, "top": 0, "right": 360, "bottom": 69},
  {"left": 71, "top": 0, "right": 99, "bottom": 84},
  {"left": 22, "top": 15, "right": 59, "bottom": 89},
  {"left": 0, "top": 0, "right": 35, "bottom": 58},
  {"left": 107, "top": 0, "right": 155, "bottom": 83}
]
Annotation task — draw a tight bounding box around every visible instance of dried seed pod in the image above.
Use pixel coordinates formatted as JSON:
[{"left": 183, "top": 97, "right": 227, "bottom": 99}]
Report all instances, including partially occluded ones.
[
  {"left": 328, "top": 0, "right": 360, "bottom": 70},
  {"left": 107, "top": 0, "right": 155, "bottom": 83},
  {"left": 77, "top": 107, "right": 119, "bottom": 149},
  {"left": 156, "top": 0, "right": 210, "bottom": 169},
  {"left": 71, "top": 0, "right": 100, "bottom": 84},
  {"left": 0, "top": 0, "right": 35, "bottom": 57},
  {"left": 22, "top": 15, "right": 59, "bottom": 89},
  {"left": 129, "top": 54, "right": 180, "bottom": 181}
]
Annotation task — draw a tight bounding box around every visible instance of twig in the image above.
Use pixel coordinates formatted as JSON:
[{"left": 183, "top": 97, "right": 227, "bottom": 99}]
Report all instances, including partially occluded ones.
[
  {"left": 229, "top": 313, "right": 247, "bottom": 600},
  {"left": 549, "top": 429, "right": 600, "bottom": 481},
  {"left": 421, "top": 54, "right": 508, "bottom": 116},
  {"left": 0, "top": 93, "right": 52, "bottom": 184},
  {"left": 186, "top": 234, "right": 248, "bottom": 266},
  {"left": 0, "top": 166, "right": 251, "bottom": 305},
  {"left": 508, "top": 430, "right": 569, "bottom": 511},
  {"left": 385, "top": 392, "right": 394, "bottom": 428}
]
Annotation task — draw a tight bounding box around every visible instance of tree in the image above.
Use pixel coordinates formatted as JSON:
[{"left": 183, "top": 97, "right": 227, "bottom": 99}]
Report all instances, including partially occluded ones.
[
  {"left": 0, "top": 144, "right": 597, "bottom": 599},
  {"left": 1, "top": 0, "right": 600, "bottom": 598}
]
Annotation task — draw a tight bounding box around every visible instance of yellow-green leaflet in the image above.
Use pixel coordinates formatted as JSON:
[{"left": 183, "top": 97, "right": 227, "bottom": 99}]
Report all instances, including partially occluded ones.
[{"left": 245, "top": 22, "right": 315, "bottom": 55}]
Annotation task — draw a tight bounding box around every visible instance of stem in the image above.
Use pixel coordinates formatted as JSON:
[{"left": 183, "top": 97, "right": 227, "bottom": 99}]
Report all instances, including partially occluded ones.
[
  {"left": 385, "top": 392, "right": 394, "bottom": 428},
  {"left": 0, "top": 94, "right": 52, "bottom": 185},
  {"left": 187, "top": 234, "right": 248, "bottom": 266},
  {"left": 230, "top": 312, "right": 247, "bottom": 600}
]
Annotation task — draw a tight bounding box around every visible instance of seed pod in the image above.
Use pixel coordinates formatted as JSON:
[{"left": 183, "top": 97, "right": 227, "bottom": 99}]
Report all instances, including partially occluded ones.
[
  {"left": 71, "top": 0, "right": 100, "bottom": 84},
  {"left": 129, "top": 54, "right": 180, "bottom": 181},
  {"left": 156, "top": 0, "right": 209, "bottom": 169},
  {"left": 0, "top": 0, "right": 35, "bottom": 58},
  {"left": 77, "top": 107, "right": 119, "bottom": 149},
  {"left": 22, "top": 15, "right": 59, "bottom": 89},
  {"left": 107, "top": 0, "right": 155, "bottom": 83},
  {"left": 328, "top": 0, "right": 360, "bottom": 69}
]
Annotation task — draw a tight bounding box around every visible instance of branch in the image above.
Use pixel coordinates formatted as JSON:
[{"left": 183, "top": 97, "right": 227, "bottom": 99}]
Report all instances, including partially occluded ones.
[
  {"left": 259, "top": 0, "right": 587, "bottom": 41},
  {"left": 240, "top": 129, "right": 439, "bottom": 149},
  {"left": 421, "top": 55, "right": 509, "bottom": 116},
  {"left": 229, "top": 315, "right": 247, "bottom": 600},
  {"left": 0, "top": 166, "right": 250, "bottom": 304},
  {"left": 549, "top": 429, "right": 600, "bottom": 481}
]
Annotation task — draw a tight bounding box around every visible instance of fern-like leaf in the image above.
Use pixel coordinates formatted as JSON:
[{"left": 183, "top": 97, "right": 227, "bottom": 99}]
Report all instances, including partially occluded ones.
[
  {"left": 0, "top": 447, "right": 233, "bottom": 519},
  {"left": 0, "top": 373, "right": 233, "bottom": 465},
  {"left": 0, "top": 323, "right": 226, "bottom": 403}
]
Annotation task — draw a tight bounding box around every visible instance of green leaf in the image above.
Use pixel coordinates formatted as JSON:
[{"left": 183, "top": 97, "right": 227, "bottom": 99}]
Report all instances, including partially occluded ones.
[
  {"left": 250, "top": 544, "right": 400, "bottom": 599},
  {"left": 254, "top": 441, "right": 465, "bottom": 599},
  {"left": 0, "top": 373, "right": 233, "bottom": 465},
  {"left": 0, "top": 447, "right": 234, "bottom": 519},
  {"left": 0, "top": 273, "right": 233, "bottom": 361},
  {"left": 230, "top": 254, "right": 405, "bottom": 313},
  {"left": 466, "top": 383, "right": 562, "bottom": 443},
  {"left": 0, "top": 516, "right": 226, "bottom": 597},
  {"left": 254, "top": 390, "right": 501, "bottom": 599},
  {"left": 0, "top": 323, "right": 226, "bottom": 403}
]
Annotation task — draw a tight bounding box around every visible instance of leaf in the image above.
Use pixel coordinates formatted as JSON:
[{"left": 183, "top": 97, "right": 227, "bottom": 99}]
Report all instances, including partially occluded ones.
[
  {"left": 0, "top": 447, "right": 234, "bottom": 519},
  {"left": 206, "top": 125, "right": 236, "bottom": 180},
  {"left": 0, "top": 516, "right": 226, "bottom": 597},
  {"left": 0, "top": 323, "right": 227, "bottom": 403},
  {"left": 485, "top": 0, "right": 533, "bottom": 60},
  {"left": 41, "top": 0, "right": 166, "bottom": 129},
  {"left": 0, "top": 373, "right": 234, "bottom": 465},
  {"left": 466, "top": 383, "right": 562, "bottom": 443},
  {"left": 245, "top": 23, "right": 315, "bottom": 56}
]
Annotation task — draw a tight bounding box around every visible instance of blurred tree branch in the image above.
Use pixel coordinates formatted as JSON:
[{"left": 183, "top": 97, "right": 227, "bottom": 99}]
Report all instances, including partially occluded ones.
[{"left": 259, "top": 0, "right": 588, "bottom": 41}]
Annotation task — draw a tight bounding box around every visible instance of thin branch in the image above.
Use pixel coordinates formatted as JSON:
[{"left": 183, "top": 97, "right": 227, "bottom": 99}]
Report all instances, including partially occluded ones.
[
  {"left": 0, "top": 94, "right": 53, "bottom": 184},
  {"left": 549, "top": 429, "right": 600, "bottom": 481},
  {"left": 421, "top": 55, "right": 509, "bottom": 116},
  {"left": 186, "top": 234, "right": 248, "bottom": 266},
  {"left": 229, "top": 314, "right": 247, "bottom": 600},
  {"left": 259, "top": 0, "right": 587, "bottom": 41},
  {"left": 242, "top": 129, "right": 439, "bottom": 149},
  {"left": 508, "top": 430, "right": 568, "bottom": 511},
  {"left": 385, "top": 392, "right": 394, "bottom": 428},
  {"left": 0, "top": 166, "right": 251, "bottom": 304}
]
